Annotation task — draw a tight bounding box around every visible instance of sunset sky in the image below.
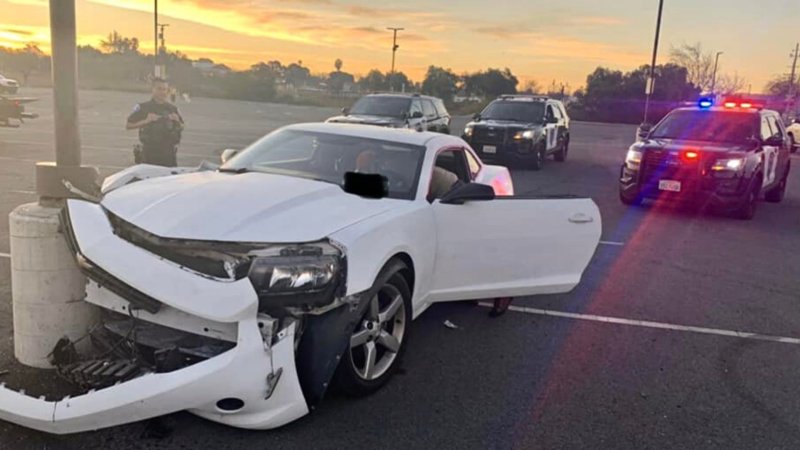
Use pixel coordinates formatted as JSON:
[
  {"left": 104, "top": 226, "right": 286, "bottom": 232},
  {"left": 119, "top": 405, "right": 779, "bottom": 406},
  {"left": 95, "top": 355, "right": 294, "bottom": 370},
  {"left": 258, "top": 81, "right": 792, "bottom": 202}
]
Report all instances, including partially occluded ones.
[{"left": 2, "top": 0, "right": 797, "bottom": 92}]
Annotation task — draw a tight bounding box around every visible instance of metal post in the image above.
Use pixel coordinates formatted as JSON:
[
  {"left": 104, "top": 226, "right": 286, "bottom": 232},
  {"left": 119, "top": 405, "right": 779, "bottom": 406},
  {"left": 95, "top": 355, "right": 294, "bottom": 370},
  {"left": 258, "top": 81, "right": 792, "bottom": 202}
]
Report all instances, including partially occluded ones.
[
  {"left": 49, "top": 0, "right": 80, "bottom": 167},
  {"left": 710, "top": 51, "right": 723, "bottom": 96},
  {"left": 154, "top": 0, "right": 158, "bottom": 77},
  {"left": 789, "top": 43, "right": 799, "bottom": 99},
  {"left": 387, "top": 27, "right": 403, "bottom": 92},
  {"left": 642, "top": 0, "right": 664, "bottom": 126}
]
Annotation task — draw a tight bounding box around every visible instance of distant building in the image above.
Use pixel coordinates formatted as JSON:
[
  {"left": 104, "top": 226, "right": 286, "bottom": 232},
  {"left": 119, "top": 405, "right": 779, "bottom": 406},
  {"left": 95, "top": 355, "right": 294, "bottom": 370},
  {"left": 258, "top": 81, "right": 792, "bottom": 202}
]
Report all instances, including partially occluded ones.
[{"left": 192, "top": 60, "right": 230, "bottom": 77}]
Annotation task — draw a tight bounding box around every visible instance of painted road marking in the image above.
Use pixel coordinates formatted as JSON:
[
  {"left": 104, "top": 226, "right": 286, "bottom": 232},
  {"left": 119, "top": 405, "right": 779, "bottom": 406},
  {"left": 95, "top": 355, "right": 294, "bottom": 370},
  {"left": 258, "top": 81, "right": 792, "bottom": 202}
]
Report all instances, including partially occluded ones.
[
  {"left": 478, "top": 303, "right": 800, "bottom": 345},
  {"left": 599, "top": 241, "right": 625, "bottom": 246},
  {"left": 0, "top": 253, "right": 10, "bottom": 259}
]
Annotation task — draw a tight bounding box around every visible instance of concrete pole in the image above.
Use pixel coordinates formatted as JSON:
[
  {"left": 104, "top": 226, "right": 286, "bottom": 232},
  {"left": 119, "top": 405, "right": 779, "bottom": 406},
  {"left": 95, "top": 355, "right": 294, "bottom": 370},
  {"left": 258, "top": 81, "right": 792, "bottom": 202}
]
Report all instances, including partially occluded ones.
[{"left": 9, "top": 0, "right": 100, "bottom": 369}]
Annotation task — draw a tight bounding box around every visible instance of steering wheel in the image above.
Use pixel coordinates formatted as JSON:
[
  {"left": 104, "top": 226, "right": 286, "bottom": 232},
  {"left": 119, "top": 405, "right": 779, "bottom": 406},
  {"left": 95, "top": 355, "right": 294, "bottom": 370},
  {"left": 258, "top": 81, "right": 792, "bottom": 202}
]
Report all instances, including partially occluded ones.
[{"left": 379, "top": 169, "right": 409, "bottom": 191}]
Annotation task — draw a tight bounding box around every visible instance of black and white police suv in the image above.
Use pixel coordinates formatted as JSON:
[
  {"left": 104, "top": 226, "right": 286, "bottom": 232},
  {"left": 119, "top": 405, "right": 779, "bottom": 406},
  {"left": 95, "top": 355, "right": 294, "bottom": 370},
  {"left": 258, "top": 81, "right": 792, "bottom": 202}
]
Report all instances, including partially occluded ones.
[
  {"left": 462, "top": 95, "right": 570, "bottom": 170},
  {"left": 619, "top": 99, "right": 792, "bottom": 220}
]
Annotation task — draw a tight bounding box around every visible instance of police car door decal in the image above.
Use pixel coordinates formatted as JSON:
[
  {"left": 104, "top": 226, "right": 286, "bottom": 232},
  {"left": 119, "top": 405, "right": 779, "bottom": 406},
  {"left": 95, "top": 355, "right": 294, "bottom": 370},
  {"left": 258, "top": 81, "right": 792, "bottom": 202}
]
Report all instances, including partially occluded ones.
[
  {"left": 546, "top": 125, "right": 557, "bottom": 150},
  {"left": 763, "top": 147, "right": 778, "bottom": 187}
]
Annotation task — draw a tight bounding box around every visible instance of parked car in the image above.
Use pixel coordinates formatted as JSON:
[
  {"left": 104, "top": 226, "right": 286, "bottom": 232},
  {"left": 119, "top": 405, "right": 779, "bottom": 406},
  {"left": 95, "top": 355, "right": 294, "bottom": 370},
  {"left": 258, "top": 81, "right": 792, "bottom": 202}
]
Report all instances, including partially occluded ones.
[
  {"left": 0, "top": 73, "right": 19, "bottom": 94},
  {"left": 786, "top": 116, "right": 799, "bottom": 153},
  {"left": 462, "top": 95, "right": 570, "bottom": 170},
  {"left": 619, "top": 99, "right": 791, "bottom": 220},
  {"left": 0, "top": 123, "right": 602, "bottom": 434},
  {"left": 326, "top": 93, "right": 451, "bottom": 134},
  {"left": 0, "top": 95, "right": 38, "bottom": 127}
]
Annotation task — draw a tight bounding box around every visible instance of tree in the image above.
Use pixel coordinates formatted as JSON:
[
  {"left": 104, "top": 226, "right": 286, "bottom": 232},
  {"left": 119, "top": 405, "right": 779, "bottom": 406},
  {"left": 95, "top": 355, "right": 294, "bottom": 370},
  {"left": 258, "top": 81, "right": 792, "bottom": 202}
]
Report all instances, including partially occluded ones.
[
  {"left": 421, "top": 66, "right": 459, "bottom": 101},
  {"left": 669, "top": 42, "right": 746, "bottom": 94},
  {"left": 464, "top": 68, "right": 518, "bottom": 98},
  {"left": 100, "top": 31, "right": 139, "bottom": 55},
  {"left": 328, "top": 70, "right": 355, "bottom": 93},
  {"left": 387, "top": 71, "right": 411, "bottom": 92},
  {"left": 715, "top": 73, "right": 747, "bottom": 95},
  {"left": 334, "top": 58, "right": 343, "bottom": 72},
  {"left": 520, "top": 79, "right": 542, "bottom": 94},
  {"left": 359, "top": 69, "right": 387, "bottom": 92},
  {"left": 765, "top": 75, "right": 796, "bottom": 97}
]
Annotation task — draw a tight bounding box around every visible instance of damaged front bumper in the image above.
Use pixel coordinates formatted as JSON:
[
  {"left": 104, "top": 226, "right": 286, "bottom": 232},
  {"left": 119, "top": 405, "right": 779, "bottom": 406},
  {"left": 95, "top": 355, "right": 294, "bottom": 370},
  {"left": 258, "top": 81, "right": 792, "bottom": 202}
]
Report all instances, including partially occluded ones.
[{"left": 0, "top": 199, "right": 366, "bottom": 434}]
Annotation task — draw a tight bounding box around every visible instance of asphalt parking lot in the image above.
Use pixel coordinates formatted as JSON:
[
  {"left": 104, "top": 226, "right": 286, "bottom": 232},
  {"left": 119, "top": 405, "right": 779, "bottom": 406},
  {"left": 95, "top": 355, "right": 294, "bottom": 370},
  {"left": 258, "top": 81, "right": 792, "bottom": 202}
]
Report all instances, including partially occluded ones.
[{"left": 1, "top": 89, "right": 800, "bottom": 449}]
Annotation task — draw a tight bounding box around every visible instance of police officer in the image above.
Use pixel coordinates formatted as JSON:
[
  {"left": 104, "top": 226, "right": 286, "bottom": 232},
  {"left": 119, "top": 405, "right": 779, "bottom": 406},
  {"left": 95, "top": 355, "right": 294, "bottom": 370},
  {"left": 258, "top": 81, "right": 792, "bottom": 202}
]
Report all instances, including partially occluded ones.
[{"left": 126, "top": 77, "right": 184, "bottom": 166}]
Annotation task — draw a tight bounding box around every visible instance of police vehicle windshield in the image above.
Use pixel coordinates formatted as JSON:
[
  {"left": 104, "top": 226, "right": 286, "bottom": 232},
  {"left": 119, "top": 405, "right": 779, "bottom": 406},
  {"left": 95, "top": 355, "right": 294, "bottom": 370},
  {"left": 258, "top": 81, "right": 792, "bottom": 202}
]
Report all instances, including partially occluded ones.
[
  {"left": 349, "top": 96, "right": 411, "bottom": 118},
  {"left": 649, "top": 110, "right": 758, "bottom": 144},
  {"left": 480, "top": 101, "right": 545, "bottom": 123},
  {"left": 220, "top": 129, "right": 424, "bottom": 200}
]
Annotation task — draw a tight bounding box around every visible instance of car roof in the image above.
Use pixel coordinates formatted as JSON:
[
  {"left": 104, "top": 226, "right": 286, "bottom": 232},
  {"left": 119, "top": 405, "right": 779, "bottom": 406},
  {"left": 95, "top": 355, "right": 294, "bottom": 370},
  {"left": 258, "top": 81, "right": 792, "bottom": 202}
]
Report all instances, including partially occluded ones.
[
  {"left": 281, "top": 122, "right": 460, "bottom": 147},
  {"left": 364, "top": 93, "right": 437, "bottom": 100},
  {"left": 672, "top": 106, "right": 761, "bottom": 114}
]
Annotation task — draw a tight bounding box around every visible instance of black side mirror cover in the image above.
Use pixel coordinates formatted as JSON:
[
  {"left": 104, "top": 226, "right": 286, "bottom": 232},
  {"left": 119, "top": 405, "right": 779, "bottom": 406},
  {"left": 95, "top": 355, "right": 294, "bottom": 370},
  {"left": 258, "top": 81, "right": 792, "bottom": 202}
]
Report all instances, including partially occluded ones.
[{"left": 439, "top": 182, "right": 495, "bottom": 205}]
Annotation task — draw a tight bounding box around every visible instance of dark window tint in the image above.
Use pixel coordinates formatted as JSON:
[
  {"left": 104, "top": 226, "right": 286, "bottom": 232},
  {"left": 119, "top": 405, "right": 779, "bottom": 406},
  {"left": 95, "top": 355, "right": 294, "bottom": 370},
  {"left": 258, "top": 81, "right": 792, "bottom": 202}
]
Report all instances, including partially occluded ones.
[
  {"left": 422, "top": 100, "right": 437, "bottom": 119},
  {"left": 480, "top": 101, "right": 546, "bottom": 123},
  {"left": 349, "top": 96, "right": 411, "bottom": 118},
  {"left": 650, "top": 110, "right": 759, "bottom": 144}
]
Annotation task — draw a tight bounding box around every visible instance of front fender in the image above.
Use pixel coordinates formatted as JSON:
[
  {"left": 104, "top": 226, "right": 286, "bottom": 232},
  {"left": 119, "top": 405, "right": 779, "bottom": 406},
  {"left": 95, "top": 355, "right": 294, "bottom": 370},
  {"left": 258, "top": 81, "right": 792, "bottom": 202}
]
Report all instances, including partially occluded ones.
[{"left": 101, "top": 162, "right": 219, "bottom": 195}]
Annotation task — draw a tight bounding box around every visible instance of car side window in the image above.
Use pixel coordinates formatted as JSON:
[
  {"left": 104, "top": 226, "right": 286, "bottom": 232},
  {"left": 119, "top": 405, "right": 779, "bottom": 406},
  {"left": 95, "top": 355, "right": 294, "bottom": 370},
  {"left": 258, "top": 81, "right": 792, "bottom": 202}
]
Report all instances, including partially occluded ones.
[
  {"left": 767, "top": 116, "right": 784, "bottom": 139},
  {"left": 464, "top": 148, "right": 481, "bottom": 179},
  {"left": 428, "top": 149, "right": 470, "bottom": 201},
  {"left": 551, "top": 104, "right": 563, "bottom": 119},
  {"left": 434, "top": 99, "right": 449, "bottom": 117},
  {"left": 410, "top": 100, "right": 423, "bottom": 118},
  {"left": 422, "top": 100, "right": 437, "bottom": 119},
  {"left": 760, "top": 116, "right": 774, "bottom": 141},
  {"left": 546, "top": 105, "right": 556, "bottom": 122}
]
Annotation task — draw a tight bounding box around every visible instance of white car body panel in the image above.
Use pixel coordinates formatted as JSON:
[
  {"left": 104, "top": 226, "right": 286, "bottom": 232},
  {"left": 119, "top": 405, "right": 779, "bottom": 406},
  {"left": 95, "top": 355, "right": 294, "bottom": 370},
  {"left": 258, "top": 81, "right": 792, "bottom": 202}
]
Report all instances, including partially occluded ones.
[{"left": 0, "top": 123, "right": 601, "bottom": 434}]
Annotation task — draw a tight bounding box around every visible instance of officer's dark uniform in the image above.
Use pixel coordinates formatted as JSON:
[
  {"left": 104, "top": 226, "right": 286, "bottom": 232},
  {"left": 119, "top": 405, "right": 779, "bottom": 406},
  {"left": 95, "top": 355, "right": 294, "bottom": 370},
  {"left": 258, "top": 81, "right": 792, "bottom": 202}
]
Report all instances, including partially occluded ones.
[{"left": 127, "top": 99, "right": 183, "bottom": 167}]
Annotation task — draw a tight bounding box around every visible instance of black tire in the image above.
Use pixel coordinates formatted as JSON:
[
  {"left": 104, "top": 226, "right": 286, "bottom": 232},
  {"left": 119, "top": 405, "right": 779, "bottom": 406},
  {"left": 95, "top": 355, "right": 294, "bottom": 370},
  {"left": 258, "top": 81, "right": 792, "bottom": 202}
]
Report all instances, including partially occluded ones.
[
  {"left": 334, "top": 260, "right": 412, "bottom": 397},
  {"left": 619, "top": 189, "right": 642, "bottom": 206},
  {"left": 529, "top": 143, "right": 545, "bottom": 171},
  {"left": 765, "top": 162, "right": 790, "bottom": 203},
  {"left": 554, "top": 138, "right": 568, "bottom": 162},
  {"left": 733, "top": 177, "right": 761, "bottom": 220}
]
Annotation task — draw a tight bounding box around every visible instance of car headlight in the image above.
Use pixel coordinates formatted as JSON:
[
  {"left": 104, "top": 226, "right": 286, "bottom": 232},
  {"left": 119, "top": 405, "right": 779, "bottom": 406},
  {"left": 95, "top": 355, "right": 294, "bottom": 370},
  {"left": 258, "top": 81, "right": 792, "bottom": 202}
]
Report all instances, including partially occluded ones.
[
  {"left": 464, "top": 125, "right": 473, "bottom": 137},
  {"left": 513, "top": 130, "right": 535, "bottom": 140},
  {"left": 711, "top": 158, "right": 743, "bottom": 171},
  {"left": 625, "top": 149, "right": 642, "bottom": 167},
  {"left": 247, "top": 242, "right": 344, "bottom": 308}
]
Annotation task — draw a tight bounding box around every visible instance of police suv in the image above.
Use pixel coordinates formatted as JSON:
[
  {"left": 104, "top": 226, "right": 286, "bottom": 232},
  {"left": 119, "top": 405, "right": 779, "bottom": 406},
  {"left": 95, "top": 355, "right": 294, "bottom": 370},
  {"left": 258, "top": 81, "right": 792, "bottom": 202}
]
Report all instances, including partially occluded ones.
[
  {"left": 462, "top": 95, "right": 570, "bottom": 170},
  {"left": 619, "top": 99, "right": 792, "bottom": 220}
]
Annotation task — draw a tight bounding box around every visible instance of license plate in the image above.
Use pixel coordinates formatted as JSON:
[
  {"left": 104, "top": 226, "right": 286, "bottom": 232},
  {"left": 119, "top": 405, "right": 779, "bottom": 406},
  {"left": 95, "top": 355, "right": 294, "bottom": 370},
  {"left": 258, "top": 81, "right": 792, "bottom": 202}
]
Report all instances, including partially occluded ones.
[
  {"left": 658, "top": 180, "right": 681, "bottom": 192},
  {"left": 483, "top": 145, "right": 496, "bottom": 154}
]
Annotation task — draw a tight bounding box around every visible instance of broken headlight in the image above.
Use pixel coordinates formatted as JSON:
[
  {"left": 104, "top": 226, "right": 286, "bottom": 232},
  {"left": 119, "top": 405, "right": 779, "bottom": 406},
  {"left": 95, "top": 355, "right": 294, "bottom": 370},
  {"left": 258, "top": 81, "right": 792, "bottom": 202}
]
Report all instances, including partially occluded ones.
[{"left": 247, "top": 242, "right": 344, "bottom": 309}]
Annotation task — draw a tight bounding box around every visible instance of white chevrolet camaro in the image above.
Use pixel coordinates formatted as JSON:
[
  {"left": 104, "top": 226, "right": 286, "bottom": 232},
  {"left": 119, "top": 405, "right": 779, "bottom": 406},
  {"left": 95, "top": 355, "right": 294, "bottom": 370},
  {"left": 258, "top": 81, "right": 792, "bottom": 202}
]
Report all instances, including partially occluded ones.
[{"left": 0, "top": 123, "right": 601, "bottom": 434}]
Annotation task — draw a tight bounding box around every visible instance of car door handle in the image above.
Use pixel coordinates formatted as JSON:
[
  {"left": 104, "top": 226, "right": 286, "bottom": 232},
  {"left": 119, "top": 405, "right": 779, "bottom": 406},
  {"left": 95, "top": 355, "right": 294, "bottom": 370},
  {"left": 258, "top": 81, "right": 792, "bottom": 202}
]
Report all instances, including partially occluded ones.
[{"left": 568, "top": 213, "right": 594, "bottom": 224}]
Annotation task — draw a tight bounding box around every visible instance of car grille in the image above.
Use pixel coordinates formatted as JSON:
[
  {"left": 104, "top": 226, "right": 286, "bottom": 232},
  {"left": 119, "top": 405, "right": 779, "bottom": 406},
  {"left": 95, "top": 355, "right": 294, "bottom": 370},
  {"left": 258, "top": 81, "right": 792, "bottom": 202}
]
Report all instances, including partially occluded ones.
[
  {"left": 60, "top": 206, "right": 162, "bottom": 314},
  {"left": 473, "top": 127, "right": 507, "bottom": 145}
]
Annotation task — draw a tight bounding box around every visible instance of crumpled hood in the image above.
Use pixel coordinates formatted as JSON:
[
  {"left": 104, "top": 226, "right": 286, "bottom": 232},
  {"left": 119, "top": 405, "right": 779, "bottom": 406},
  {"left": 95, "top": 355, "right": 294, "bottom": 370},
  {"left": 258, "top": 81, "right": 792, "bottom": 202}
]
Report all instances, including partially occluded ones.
[
  {"left": 101, "top": 171, "right": 396, "bottom": 243},
  {"left": 326, "top": 114, "right": 404, "bottom": 126}
]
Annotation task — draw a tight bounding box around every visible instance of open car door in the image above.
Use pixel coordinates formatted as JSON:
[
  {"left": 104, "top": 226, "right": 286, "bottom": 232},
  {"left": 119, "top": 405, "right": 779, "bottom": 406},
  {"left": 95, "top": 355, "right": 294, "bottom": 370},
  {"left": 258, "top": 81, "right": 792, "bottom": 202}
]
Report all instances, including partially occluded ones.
[{"left": 427, "top": 191, "right": 601, "bottom": 302}]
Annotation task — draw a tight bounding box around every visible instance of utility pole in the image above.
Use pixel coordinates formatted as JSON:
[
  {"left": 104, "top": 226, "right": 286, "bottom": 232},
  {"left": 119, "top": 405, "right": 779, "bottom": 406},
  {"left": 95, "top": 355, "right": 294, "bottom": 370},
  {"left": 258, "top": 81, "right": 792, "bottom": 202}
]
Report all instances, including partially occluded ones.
[
  {"left": 158, "top": 23, "right": 169, "bottom": 78},
  {"left": 710, "top": 51, "right": 723, "bottom": 96},
  {"left": 387, "top": 27, "right": 403, "bottom": 91},
  {"left": 154, "top": 0, "right": 159, "bottom": 77},
  {"left": 789, "top": 43, "right": 799, "bottom": 99},
  {"left": 642, "top": 0, "right": 664, "bottom": 126}
]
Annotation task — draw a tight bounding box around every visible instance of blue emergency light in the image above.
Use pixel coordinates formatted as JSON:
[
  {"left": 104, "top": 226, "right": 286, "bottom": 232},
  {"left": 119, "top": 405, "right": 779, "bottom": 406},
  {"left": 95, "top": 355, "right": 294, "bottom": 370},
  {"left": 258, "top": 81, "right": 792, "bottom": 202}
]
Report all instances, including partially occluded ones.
[{"left": 698, "top": 98, "right": 713, "bottom": 108}]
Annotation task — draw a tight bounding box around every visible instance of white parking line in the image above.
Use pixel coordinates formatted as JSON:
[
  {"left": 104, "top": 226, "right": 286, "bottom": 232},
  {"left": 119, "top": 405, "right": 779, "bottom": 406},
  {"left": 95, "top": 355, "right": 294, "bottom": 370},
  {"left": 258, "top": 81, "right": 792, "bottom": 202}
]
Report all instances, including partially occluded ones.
[
  {"left": 599, "top": 240, "right": 625, "bottom": 246},
  {"left": 478, "top": 303, "right": 800, "bottom": 345},
  {"left": 0, "top": 253, "right": 10, "bottom": 259}
]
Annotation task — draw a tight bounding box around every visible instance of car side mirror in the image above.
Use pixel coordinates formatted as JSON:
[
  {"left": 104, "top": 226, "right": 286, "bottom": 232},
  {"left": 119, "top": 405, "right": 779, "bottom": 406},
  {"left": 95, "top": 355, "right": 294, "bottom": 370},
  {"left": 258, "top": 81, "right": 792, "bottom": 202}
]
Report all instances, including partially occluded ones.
[
  {"left": 220, "top": 148, "right": 239, "bottom": 164},
  {"left": 439, "top": 182, "right": 495, "bottom": 205},
  {"left": 343, "top": 172, "right": 388, "bottom": 199},
  {"left": 636, "top": 123, "right": 653, "bottom": 140},
  {"left": 473, "top": 113, "right": 481, "bottom": 121},
  {"left": 341, "top": 107, "right": 349, "bottom": 115},
  {"left": 412, "top": 111, "right": 424, "bottom": 119},
  {"left": 764, "top": 136, "right": 784, "bottom": 146}
]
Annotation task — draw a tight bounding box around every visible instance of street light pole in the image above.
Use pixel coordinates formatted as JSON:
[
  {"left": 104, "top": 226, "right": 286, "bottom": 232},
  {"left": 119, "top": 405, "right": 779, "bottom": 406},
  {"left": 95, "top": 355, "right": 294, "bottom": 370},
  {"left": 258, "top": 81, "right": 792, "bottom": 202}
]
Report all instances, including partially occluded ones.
[
  {"left": 710, "top": 51, "right": 723, "bottom": 96},
  {"left": 387, "top": 27, "right": 403, "bottom": 91},
  {"left": 154, "top": 0, "right": 159, "bottom": 77},
  {"left": 642, "top": 0, "right": 664, "bottom": 126}
]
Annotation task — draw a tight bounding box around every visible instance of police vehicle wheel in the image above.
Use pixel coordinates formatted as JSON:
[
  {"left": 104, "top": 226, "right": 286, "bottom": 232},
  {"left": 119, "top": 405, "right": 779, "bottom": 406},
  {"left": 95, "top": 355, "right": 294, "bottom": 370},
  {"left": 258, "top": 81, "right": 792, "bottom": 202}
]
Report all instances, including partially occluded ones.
[
  {"left": 530, "top": 145, "right": 545, "bottom": 171},
  {"left": 619, "top": 190, "right": 642, "bottom": 206},
  {"left": 765, "top": 166, "right": 789, "bottom": 203},
  {"left": 554, "top": 139, "right": 568, "bottom": 162},
  {"left": 734, "top": 179, "right": 760, "bottom": 220}
]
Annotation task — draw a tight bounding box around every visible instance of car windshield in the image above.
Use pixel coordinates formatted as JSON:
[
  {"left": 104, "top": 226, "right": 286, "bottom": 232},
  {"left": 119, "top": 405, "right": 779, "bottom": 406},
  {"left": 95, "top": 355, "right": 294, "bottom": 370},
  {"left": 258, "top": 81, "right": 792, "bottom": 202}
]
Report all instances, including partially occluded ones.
[
  {"left": 349, "top": 97, "right": 411, "bottom": 118},
  {"left": 220, "top": 129, "right": 424, "bottom": 200},
  {"left": 649, "top": 110, "right": 759, "bottom": 143},
  {"left": 481, "top": 101, "right": 545, "bottom": 122}
]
